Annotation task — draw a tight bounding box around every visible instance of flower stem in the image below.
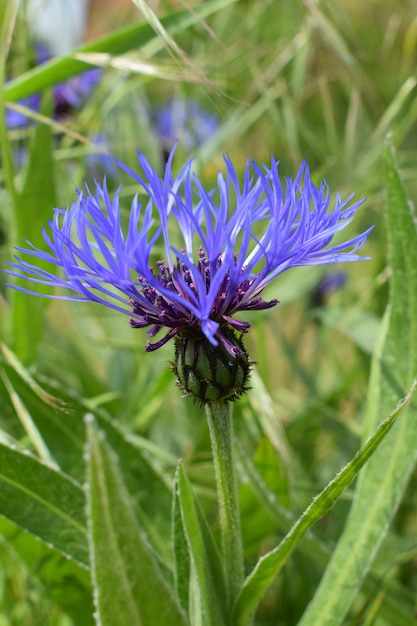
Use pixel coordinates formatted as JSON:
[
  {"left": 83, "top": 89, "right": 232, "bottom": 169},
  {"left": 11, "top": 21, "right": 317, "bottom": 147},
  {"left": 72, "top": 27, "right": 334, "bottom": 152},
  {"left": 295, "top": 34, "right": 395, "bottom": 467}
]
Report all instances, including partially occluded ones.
[{"left": 206, "top": 400, "right": 244, "bottom": 613}]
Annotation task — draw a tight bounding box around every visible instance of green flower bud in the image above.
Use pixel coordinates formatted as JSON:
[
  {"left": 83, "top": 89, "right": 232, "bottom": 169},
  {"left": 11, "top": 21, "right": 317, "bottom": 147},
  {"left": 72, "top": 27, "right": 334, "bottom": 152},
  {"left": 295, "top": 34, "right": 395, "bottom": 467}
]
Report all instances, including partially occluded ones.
[{"left": 173, "top": 328, "right": 251, "bottom": 403}]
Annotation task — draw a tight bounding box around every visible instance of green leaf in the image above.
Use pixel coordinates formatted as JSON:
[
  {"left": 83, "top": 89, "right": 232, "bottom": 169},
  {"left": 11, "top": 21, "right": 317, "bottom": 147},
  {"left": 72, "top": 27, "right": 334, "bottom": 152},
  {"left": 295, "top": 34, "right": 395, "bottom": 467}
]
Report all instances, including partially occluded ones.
[
  {"left": 176, "top": 463, "right": 228, "bottom": 626},
  {"left": 235, "top": 438, "right": 417, "bottom": 623},
  {"left": 172, "top": 475, "right": 191, "bottom": 615},
  {"left": 296, "top": 146, "right": 417, "bottom": 626},
  {"left": 0, "top": 517, "right": 94, "bottom": 625},
  {"left": 313, "top": 306, "right": 381, "bottom": 354},
  {"left": 0, "top": 0, "right": 19, "bottom": 210},
  {"left": 232, "top": 382, "right": 416, "bottom": 626},
  {"left": 4, "top": 0, "right": 238, "bottom": 102},
  {"left": 0, "top": 347, "right": 173, "bottom": 552},
  {"left": 0, "top": 441, "right": 88, "bottom": 566},
  {"left": 235, "top": 439, "right": 329, "bottom": 565},
  {"left": 86, "top": 416, "right": 187, "bottom": 626},
  {"left": 0, "top": 367, "right": 57, "bottom": 466},
  {"left": 7, "top": 93, "right": 57, "bottom": 363},
  {"left": 1, "top": 343, "right": 65, "bottom": 410}
]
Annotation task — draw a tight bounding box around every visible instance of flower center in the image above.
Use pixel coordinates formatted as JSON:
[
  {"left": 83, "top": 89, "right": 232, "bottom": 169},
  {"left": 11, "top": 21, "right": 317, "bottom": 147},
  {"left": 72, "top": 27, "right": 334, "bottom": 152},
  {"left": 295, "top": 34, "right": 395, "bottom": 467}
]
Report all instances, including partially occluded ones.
[{"left": 129, "top": 247, "right": 277, "bottom": 352}]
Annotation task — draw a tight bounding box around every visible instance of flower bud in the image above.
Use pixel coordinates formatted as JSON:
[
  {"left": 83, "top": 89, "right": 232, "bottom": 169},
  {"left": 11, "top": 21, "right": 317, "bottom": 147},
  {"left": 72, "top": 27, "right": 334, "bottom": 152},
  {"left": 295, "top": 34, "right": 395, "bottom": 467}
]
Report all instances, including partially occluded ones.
[{"left": 173, "top": 328, "right": 251, "bottom": 403}]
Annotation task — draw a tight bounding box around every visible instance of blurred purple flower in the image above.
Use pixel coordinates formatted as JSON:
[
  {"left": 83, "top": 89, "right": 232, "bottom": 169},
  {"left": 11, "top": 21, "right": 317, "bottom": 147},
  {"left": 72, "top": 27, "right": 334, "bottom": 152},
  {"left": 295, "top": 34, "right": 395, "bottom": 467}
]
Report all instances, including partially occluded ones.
[
  {"left": 6, "top": 147, "right": 372, "bottom": 354},
  {"left": 6, "top": 44, "right": 101, "bottom": 129},
  {"left": 85, "top": 133, "right": 117, "bottom": 180},
  {"left": 310, "top": 271, "right": 347, "bottom": 307},
  {"left": 53, "top": 67, "right": 102, "bottom": 116},
  {"left": 156, "top": 98, "right": 218, "bottom": 153},
  {"left": 5, "top": 94, "right": 42, "bottom": 129}
]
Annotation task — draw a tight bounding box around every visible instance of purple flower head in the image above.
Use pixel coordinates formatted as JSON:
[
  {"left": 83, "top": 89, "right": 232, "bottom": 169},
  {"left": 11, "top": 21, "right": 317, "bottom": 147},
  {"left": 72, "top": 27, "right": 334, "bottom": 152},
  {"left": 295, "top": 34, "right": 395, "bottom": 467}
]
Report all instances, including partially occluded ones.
[{"left": 6, "top": 147, "right": 372, "bottom": 355}]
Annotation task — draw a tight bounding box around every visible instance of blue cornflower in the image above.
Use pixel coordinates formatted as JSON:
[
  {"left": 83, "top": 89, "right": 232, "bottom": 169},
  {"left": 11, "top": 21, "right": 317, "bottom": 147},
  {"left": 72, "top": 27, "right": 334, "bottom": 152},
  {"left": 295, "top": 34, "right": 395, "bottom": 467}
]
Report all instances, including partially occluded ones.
[
  {"left": 6, "top": 147, "right": 372, "bottom": 350},
  {"left": 6, "top": 148, "right": 372, "bottom": 399}
]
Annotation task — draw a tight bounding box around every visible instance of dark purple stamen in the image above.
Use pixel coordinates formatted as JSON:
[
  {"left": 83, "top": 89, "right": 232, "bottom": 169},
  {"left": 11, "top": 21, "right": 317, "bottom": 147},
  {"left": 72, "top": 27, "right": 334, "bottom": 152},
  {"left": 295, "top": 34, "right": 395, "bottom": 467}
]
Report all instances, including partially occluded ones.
[{"left": 130, "top": 247, "right": 277, "bottom": 352}]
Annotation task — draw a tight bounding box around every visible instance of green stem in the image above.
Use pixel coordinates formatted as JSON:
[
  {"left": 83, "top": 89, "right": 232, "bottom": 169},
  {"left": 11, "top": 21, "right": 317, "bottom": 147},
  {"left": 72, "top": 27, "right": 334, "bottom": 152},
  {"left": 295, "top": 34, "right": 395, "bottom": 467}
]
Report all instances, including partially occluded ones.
[
  {"left": 0, "top": 0, "right": 19, "bottom": 212},
  {"left": 206, "top": 400, "right": 244, "bottom": 612}
]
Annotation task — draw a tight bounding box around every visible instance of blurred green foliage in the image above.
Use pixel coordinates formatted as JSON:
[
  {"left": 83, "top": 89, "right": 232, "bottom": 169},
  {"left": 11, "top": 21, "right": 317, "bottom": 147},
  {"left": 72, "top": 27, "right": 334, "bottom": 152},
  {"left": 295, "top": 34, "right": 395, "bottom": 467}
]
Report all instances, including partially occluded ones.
[{"left": 0, "top": 0, "right": 417, "bottom": 624}]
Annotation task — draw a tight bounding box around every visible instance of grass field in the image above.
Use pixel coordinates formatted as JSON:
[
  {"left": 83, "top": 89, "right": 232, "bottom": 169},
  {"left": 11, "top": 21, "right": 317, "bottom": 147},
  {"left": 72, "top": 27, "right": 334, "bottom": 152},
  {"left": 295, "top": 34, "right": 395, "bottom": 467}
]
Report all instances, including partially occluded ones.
[{"left": 1, "top": 1, "right": 417, "bottom": 624}]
